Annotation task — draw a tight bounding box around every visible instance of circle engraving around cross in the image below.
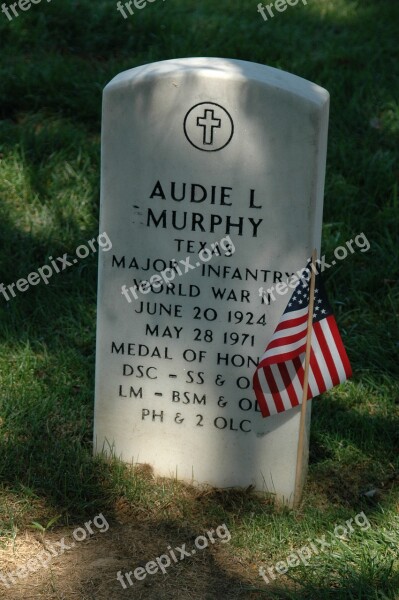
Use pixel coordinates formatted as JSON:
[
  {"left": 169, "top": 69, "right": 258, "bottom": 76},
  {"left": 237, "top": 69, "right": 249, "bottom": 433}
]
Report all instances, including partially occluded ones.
[{"left": 183, "top": 102, "right": 234, "bottom": 152}]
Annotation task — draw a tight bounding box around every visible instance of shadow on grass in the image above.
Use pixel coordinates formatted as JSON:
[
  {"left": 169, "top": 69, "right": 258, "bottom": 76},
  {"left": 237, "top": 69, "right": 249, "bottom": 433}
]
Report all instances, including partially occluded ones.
[{"left": 258, "top": 569, "right": 399, "bottom": 600}]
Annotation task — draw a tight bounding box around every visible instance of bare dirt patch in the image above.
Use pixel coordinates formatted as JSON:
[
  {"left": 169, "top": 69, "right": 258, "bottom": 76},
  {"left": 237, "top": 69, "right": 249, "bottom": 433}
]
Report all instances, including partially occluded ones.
[{"left": 0, "top": 520, "right": 268, "bottom": 599}]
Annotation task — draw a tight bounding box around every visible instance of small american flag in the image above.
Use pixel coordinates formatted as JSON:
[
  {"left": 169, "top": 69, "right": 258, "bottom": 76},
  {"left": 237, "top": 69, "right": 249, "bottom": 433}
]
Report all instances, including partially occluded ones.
[{"left": 253, "top": 262, "right": 352, "bottom": 418}]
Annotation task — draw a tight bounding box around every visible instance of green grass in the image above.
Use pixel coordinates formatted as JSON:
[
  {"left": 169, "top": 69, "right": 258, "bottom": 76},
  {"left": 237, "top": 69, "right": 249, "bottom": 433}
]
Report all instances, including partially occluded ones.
[{"left": 0, "top": 0, "right": 398, "bottom": 598}]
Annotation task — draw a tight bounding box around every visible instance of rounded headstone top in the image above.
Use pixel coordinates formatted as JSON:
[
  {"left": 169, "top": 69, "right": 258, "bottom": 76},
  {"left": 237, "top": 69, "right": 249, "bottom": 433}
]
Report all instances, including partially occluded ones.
[{"left": 105, "top": 57, "right": 329, "bottom": 107}]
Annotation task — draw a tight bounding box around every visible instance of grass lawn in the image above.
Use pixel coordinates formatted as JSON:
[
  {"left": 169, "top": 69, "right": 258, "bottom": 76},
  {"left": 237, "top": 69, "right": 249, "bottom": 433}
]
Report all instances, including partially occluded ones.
[{"left": 0, "top": 0, "right": 398, "bottom": 598}]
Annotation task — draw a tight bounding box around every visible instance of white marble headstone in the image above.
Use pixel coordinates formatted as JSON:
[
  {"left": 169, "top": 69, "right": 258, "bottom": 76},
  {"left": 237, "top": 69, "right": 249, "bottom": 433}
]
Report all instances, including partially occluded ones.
[{"left": 94, "top": 58, "right": 329, "bottom": 506}]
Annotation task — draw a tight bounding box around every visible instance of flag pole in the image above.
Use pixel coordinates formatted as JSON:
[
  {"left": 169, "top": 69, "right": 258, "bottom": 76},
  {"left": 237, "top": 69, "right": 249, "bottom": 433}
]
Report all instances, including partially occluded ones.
[{"left": 293, "top": 248, "right": 317, "bottom": 508}]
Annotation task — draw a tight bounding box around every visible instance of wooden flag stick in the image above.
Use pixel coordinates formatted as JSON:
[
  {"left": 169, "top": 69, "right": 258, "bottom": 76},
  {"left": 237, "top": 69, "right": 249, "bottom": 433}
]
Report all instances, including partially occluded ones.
[{"left": 293, "top": 248, "right": 317, "bottom": 508}]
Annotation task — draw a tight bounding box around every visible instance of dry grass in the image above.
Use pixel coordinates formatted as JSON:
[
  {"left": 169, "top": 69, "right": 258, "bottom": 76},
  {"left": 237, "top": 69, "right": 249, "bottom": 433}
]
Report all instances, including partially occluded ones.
[{"left": 0, "top": 520, "right": 263, "bottom": 600}]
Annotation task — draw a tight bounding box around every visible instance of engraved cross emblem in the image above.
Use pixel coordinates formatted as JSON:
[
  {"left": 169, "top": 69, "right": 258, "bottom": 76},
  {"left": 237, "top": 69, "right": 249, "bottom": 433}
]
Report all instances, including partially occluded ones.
[{"left": 196, "top": 109, "right": 222, "bottom": 145}]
